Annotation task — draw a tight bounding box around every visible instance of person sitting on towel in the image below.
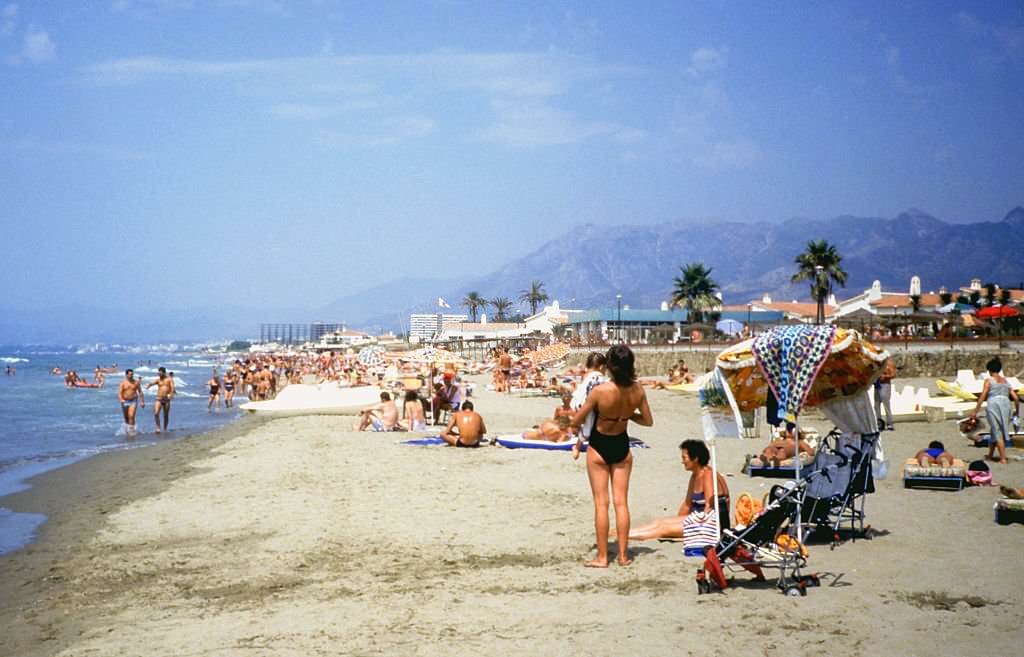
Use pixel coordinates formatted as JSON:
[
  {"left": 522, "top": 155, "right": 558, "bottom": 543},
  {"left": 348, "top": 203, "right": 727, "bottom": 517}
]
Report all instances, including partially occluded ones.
[
  {"left": 440, "top": 401, "right": 487, "bottom": 448},
  {"left": 354, "top": 391, "right": 400, "bottom": 432},
  {"left": 914, "top": 440, "right": 955, "bottom": 467}
]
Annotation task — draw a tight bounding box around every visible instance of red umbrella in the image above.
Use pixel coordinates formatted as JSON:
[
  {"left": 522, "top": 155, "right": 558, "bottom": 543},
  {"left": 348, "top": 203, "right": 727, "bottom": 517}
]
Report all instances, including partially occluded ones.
[{"left": 976, "top": 305, "right": 1020, "bottom": 319}]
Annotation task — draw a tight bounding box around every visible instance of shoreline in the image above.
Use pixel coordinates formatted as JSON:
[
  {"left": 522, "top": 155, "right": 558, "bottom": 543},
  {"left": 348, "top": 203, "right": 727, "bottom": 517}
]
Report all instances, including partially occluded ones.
[
  {"left": 0, "top": 415, "right": 262, "bottom": 649},
  {"left": 1, "top": 379, "right": 1021, "bottom": 656}
]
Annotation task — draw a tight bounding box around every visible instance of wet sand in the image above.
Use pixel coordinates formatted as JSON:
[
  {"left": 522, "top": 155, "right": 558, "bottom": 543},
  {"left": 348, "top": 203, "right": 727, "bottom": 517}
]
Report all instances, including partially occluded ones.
[{"left": 1, "top": 377, "right": 1021, "bottom": 657}]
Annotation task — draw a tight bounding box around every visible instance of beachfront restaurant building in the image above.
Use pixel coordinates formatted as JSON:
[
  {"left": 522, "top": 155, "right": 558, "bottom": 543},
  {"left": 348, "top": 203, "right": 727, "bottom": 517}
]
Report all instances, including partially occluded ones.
[{"left": 565, "top": 307, "right": 784, "bottom": 344}]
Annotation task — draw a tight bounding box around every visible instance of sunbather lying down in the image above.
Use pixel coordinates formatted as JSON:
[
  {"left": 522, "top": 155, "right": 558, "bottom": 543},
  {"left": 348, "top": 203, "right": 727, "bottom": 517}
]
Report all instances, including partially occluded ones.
[
  {"left": 760, "top": 433, "right": 814, "bottom": 466},
  {"left": 520, "top": 418, "right": 574, "bottom": 442},
  {"left": 914, "top": 440, "right": 955, "bottom": 467}
]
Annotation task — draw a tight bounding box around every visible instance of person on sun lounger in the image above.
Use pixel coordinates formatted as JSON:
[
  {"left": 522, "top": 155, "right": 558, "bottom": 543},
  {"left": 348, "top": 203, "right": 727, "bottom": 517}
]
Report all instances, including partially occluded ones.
[
  {"left": 914, "top": 440, "right": 955, "bottom": 467},
  {"left": 759, "top": 426, "right": 814, "bottom": 466}
]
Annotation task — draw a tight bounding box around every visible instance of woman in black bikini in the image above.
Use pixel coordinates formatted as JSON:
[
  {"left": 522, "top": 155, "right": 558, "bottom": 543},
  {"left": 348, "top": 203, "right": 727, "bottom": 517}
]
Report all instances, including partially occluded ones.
[{"left": 570, "top": 345, "right": 653, "bottom": 568}]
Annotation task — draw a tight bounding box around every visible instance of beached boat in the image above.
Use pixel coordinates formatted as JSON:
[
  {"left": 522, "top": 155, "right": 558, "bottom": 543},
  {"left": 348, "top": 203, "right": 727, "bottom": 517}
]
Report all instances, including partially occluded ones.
[{"left": 240, "top": 383, "right": 383, "bottom": 417}]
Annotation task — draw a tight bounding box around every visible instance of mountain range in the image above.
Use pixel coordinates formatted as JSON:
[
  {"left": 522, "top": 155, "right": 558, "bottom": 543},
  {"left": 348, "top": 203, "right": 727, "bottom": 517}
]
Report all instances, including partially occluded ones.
[
  {"left": 347, "top": 206, "right": 1024, "bottom": 330},
  {"left": 3, "top": 207, "right": 1022, "bottom": 344}
]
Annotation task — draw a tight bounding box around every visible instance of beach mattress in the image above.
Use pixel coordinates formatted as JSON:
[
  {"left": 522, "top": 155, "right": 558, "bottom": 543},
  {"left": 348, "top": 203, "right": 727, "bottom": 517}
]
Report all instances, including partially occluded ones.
[
  {"left": 495, "top": 434, "right": 583, "bottom": 451},
  {"left": 935, "top": 379, "right": 976, "bottom": 401},
  {"left": 994, "top": 498, "right": 1024, "bottom": 525},
  {"left": 901, "top": 458, "right": 966, "bottom": 491},
  {"left": 742, "top": 454, "right": 814, "bottom": 479}
]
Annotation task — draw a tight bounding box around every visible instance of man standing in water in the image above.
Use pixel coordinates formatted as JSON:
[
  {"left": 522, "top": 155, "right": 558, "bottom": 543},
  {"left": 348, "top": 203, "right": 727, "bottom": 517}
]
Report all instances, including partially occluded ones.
[
  {"left": 117, "top": 369, "right": 144, "bottom": 436},
  {"left": 146, "top": 367, "right": 174, "bottom": 433}
]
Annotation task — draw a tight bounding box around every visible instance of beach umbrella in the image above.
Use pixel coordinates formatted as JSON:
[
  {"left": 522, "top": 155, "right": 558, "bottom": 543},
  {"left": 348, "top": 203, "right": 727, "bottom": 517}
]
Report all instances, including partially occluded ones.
[
  {"left": 357, "top": 345, "right": 386, "bottom": 366},
  {"left": 715, "top": 318, "right": 744, "bottom": 336},
  {"left": 716, "top": 326, "right": 890, "bottom": 543},
  {"left": 976, "top": 305, "right": 1020, "bottom": 320},
  {"left": 939, "top": 302, "right": 976, "bottom": 315}
]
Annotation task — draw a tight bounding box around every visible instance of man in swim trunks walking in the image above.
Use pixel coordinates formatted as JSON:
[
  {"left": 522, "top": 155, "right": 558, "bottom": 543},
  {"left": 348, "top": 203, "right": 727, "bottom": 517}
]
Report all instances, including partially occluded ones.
[
  {"left": 497, "top": 347, "right": 513, "bottom": 394},
  {"left": 146, "top": 367, "right": 174, "bottom": 433},
  {"left": 440, "top": 400, "right": 487, "bottom": 447},
  {"left": 117, "top": 369, "right": 144, "bottom": 436}
]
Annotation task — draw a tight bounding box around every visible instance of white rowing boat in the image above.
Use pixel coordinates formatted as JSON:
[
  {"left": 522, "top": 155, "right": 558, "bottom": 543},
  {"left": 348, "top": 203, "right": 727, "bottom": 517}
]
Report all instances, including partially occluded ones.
[{"left": 241, "top": 383, "right": 384, "bottom": 417}]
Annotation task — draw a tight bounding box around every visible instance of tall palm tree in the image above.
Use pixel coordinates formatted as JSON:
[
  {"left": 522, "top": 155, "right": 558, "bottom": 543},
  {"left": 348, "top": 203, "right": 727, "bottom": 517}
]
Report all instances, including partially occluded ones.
[
  {"left": 939, "top": 291, "right": 953, "bottom": 306},
  {"left": 909, "top": 294, "right": 921, "bottom": 313},
  {"left": 999, "top": 288, "right": 1011, "bottom": 306},
  {"left": 519, "top": 280, "right": 550, "bottom": 316},
  {"left": 791, "top": 240, "right": 848, "bottom": 324},
  {"left": 670, "top": 263, "right": 721, "bottom": 324},
  {"left": 490, "top": 297, "right": 513, "bottom": 322},
  {"left": 984, "top": 283, "right": 997, "bottom": 307},
  {"left": 462, "top": 291, "right": 485, "bottom": 322}
]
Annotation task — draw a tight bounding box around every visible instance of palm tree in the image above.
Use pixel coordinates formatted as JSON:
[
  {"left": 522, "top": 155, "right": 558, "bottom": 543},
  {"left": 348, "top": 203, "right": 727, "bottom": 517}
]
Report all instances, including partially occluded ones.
[
  {"left": 670, "top": 263, "right": 721, "bottom": 324},
  {"left": 969, "top": 290, "right": 981, "bottom": 308},
  {"left": 999, "top": 288, "right": 1011, "bottom": 306},
  {"left": 462, "top": 291, "right": 485, "bottom": 322},
  {"left": 490, "top": 296, "right": 513, "bottom": 322},
  {"left": 909, "top": 294, "right": 921, "bottom": 313},
  {"left": 791, "top": 240, "right": 848, "bottom": 324},
  {"left": 939, "top": 291, "right": 953, "bottom": 306},
  {"left": 519, "top": 280, "right": 550, "bottom": 316}
]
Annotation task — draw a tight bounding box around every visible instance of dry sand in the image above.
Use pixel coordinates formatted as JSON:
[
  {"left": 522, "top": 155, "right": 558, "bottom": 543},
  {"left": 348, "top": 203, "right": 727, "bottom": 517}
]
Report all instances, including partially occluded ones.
[{"left": 1, "top": 376, "right": 1022, "bottom": 657}]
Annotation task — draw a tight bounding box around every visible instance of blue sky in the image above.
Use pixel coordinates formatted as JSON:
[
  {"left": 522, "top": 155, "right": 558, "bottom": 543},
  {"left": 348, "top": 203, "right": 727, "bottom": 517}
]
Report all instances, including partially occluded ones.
[{"left": 2, "top": 1, "right": 1022, "bottom": 314}]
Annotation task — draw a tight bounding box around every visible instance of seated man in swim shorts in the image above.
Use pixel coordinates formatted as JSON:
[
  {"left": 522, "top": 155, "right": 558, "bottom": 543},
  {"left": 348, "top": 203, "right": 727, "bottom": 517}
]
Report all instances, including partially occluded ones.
[
  {"left": 440, "top": 400, "right": 487, "bottom": 447},
  {"left": 914, "top": 440, "right": 954, "bottom": 467},
  {"left": 354, "top": 391, "right": 400, "bottom": 432}
]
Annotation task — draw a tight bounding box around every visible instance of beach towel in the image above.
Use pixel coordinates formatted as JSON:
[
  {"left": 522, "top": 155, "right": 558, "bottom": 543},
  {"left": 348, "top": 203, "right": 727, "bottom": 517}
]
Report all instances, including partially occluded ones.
[{"left": 752, "top": 325, "right": 836, "bottom": 424}]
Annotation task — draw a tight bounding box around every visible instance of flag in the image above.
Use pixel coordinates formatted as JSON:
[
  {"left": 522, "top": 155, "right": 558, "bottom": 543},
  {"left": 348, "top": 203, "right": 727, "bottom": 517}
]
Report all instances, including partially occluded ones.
[{"left": 437, "top": 297, "right": 450, "bottom": 308}]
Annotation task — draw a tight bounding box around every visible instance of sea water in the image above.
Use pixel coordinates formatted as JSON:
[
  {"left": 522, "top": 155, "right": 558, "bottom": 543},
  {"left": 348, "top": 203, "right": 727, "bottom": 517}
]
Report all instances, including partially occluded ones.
[{"left": 0, "top": 350, "right": 242, "bottom": 555}]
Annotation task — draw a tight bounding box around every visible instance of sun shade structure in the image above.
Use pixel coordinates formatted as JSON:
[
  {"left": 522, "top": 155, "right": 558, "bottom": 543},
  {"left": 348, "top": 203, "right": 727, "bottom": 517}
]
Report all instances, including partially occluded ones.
[
  {"left": 716, "top": 326, "right": 889, "bottom": 420},
  {"left": 976, "top": 305, "right": 1020, "bottom": 320}
]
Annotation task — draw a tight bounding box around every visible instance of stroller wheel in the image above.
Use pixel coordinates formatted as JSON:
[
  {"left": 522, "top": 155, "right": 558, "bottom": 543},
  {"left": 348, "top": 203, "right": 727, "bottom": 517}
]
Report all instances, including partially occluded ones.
[{"left": 783, "top": 585, "right": 805, "bottom": 597}]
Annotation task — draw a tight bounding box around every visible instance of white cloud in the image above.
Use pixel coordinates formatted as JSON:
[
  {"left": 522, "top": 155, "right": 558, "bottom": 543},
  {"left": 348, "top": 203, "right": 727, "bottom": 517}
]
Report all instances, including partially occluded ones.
[
  {"left": 318, "top": 115, "right": 436, "bottom": 147},
  {"left": 687, "top": 46, "right": 727, "bottom": 77},
  {"left": 692, "top": 138, "right": 759, "bottom": 169},
  {"left": 0, "top": 137, "right": 149, "bottom": 161},
  {"left": 1, "top": 3, "right": 15, "bottom": 37},
  {"left": 954, "top": 10, "right": 1024, "bottom": 62},
  {"left": 79, "top": 52, "right": 645, "bottom": 148},
  {"left": 111, "top": 0, "right": 194, "bottom": 14},
  {"left": 22, "top": 29, "right": 55, "bottom": 63}
]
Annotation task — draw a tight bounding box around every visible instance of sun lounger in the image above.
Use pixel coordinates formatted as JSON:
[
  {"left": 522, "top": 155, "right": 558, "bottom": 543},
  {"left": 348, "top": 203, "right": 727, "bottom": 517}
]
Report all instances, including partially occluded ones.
[
  {"left": 743, "top": 453, "right": 815, "bottom": 478},
  {"left": 901, "top": 458, "right": 966, "bottom": 491},
  {"left": 994, "top": 497, "right": 1024, "bottom": 525}
]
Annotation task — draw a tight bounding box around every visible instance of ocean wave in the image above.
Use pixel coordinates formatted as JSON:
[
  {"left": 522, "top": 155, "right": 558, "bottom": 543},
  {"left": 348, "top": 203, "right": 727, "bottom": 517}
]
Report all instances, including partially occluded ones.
[{"left": 1, "top": 357, "right": 28, "bottom": 363}]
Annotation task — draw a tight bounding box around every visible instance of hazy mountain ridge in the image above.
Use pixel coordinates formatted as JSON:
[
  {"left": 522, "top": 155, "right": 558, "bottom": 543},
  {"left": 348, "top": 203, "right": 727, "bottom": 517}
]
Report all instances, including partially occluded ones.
[
  {"left": 3, "top": 208, "right": 1022, "bottom": 344},
  {"left": 354, "top": 207, "right": 1024, "bottom": 330}
]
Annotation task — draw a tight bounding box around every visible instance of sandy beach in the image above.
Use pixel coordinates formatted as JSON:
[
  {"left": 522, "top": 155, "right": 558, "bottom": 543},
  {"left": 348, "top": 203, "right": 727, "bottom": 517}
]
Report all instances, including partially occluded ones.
[{"left": 1, "top": 375, "right": 1022, "bottom": 657}]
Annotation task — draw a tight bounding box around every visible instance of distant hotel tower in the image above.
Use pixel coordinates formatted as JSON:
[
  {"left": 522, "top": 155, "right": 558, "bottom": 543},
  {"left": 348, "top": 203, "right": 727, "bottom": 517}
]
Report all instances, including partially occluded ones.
[{"left": 258, "top": 322, "right": 346, "bottom": 345}]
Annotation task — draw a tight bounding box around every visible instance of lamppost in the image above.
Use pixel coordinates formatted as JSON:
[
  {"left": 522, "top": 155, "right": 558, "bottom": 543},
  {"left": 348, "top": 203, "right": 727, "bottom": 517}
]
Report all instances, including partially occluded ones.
[
  {"left": 616, "top": 294, "right": 623, "bottom": 344},
  {"left": 814, "top": 265, "right": 825, "bottom": 325}
]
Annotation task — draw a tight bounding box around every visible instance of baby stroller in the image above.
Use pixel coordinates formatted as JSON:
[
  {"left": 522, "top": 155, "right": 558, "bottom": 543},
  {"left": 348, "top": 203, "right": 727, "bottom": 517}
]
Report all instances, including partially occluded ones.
[
  {"left": 800, "top": 429, "right": 878, "bottom": 544},
  {"left": 695, "top": 479, "right": 820, "bottom": 596}
]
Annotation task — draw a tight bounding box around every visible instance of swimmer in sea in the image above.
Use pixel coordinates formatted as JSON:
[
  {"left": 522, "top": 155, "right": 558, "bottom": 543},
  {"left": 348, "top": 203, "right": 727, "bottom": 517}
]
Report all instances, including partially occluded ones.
[
  {"left": 118, "top": 369, "right": 144, "bottom": 436},
  {"left": 145, "top": 367, "right": 174, "bottom": 433},
  {"left": 440, "top": 400, "right": 487, "bottom": 447},
  {"left": 208, "top": 372, "right": 222, "bottom": 411}
]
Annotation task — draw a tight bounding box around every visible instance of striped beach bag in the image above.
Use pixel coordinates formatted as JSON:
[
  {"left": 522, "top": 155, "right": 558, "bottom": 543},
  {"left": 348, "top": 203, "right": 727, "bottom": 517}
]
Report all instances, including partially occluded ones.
[{"left": 682, "top": 509, "right": 720, "bottom": 550}]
